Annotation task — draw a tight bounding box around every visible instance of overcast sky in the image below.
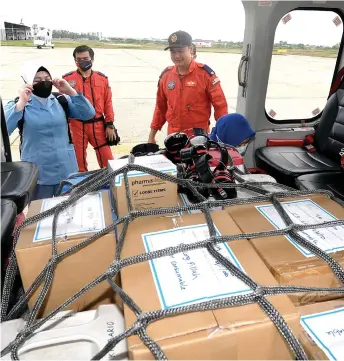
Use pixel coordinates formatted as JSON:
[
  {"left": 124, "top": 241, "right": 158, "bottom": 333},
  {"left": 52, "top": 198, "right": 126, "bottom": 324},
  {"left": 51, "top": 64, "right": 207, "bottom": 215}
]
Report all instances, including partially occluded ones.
[{"left": 1, "top": 0, "right": 342, "bottom": 45}]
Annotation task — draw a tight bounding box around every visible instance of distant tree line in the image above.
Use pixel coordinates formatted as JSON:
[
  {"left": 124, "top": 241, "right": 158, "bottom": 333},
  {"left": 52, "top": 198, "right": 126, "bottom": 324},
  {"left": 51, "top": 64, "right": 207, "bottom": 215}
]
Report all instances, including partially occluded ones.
[
  {"left": 273, "top": 40, "right": 340, "bottom": 50},
  {"left": 214, "top": 40, "right": 340, "bottom": 50},
  {"left": 52, "top": 30, "right": 99, "bottom": 40},
  {"left": 52, "top": 30, "right": 341, "bottom": 50},
  {"left": 107, "top": 37, "right": 165, "bottom": 44}
]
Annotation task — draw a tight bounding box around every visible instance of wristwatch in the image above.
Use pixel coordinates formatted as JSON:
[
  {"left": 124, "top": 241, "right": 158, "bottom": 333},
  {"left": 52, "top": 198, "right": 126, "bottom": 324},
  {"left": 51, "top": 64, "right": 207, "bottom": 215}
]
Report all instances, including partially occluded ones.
[{"left": 105, "top": 123, "right": 115, "bottom": 129}]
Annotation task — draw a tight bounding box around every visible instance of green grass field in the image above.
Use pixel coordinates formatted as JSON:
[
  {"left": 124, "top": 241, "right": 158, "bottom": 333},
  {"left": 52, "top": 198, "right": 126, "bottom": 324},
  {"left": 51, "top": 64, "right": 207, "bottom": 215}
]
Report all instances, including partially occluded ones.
[{"left": 0, "top": 39, "right": 339, "bottom": 58}]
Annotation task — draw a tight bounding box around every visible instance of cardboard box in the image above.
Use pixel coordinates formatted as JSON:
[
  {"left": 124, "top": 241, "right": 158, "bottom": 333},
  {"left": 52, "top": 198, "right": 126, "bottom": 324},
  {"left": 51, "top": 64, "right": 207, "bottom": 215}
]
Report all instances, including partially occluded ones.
[
  {"left": 225, "top": 195, "right": 344, "bottom": 306},
  {"left": 120, "top": 211, "right": 300, "bottom": 360},
  {"left": 178, "top": 193, "right": 223, "bottom": 214},
  {"left": 15, "top": 191, "right": 117, "bottom": 318},
  {"left": 299, "top": 299, "right": 344, "bottom": 360},
  {"left": 109, "top": 155, "right": 178, "bottom": 217},
  {"left": 108, "top": 155, "right": 178, "bottom": 218}
]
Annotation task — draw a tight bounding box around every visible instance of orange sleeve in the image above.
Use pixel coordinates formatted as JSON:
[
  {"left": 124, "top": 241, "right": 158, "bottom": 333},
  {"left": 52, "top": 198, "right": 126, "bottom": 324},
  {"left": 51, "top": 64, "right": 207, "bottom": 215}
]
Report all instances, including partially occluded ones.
[
  {"left": 103, "top": 77, "right": 115, "bottom": 123},
  {"left": 206, "top": 74, "right": 228, "bottom": 120},
  {"left": 61, "top": 73, "right": 74, "bottom": 96},
  {"left": 150, "top": 77, "right": 168, "bottom": 131},
  {"left": 62, "top": 72, "right": 75, "bottom": 83}
]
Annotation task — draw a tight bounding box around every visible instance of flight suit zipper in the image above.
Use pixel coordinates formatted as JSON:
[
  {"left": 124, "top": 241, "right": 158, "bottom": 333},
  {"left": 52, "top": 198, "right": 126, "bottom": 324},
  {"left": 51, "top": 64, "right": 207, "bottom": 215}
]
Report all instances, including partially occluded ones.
[
  {"left": 81, "top": 76, "right": 87, "bottom": 171},
  {"left": 179, "top": 75, "right": 184, "bottom": 131}
]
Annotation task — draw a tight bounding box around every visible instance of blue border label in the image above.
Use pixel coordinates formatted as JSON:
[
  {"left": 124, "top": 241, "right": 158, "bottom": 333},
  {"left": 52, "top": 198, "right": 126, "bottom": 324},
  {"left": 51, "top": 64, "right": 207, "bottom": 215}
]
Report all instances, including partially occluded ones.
[
  {"left": 301, "top": 307, "right": 344, "bottom": 361},
  {"left": 33, "top": 192, "right": 105, "bottom": 242},
  {"left": 256, "top": 199, "right": 344, "bottom": 257},
  {"left": 142, "top": 224, "right": 251, "bottom": 309}
]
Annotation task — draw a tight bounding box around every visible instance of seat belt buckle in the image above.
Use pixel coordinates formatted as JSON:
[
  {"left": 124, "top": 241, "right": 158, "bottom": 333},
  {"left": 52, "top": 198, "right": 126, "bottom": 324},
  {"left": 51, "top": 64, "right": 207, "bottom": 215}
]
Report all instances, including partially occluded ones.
[{"left": 304, "top": 144, "right": 316, "bottom": 152}]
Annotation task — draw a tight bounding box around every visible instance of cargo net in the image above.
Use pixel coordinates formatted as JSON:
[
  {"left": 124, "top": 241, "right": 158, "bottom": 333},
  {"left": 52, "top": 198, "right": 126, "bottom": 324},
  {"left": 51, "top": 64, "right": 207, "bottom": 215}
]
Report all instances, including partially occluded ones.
[{"left": 2, "top": 154, "right": 344, "bottom": 361}]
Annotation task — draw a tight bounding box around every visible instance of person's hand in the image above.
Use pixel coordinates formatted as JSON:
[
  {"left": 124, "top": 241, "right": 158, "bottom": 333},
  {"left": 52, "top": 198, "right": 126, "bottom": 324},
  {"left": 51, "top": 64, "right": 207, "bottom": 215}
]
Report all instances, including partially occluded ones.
[
  {"left": 16, "top": 84, "right": 33, "bottom": 111},
  {"left": 148, "top": 129, "right": 158, "bottom": 144},
  {"left": 52, "top": 78, "right": 77, "bottom": 96},
  {"left": 148, "top": 137, "right": 156, "bottom": 144},
  {"left": 18, "top": 84, "right": 33, "bottom": 104},
  {"left": 106, "top": 127, "right": 116, "bottom": 142}
]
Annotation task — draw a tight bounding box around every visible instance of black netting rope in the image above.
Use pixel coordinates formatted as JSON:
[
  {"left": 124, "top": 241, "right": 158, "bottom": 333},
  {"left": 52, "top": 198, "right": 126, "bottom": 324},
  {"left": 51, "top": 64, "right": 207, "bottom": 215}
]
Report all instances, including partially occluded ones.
[
  {"left": 271, "top": 194, "right": 344, "bottom": 283},
  {"left": 2, "top": 196, "right": 343, "bottom": 323},
  {"left": 1, "top": 157, "right": 344, "bottom": 360},
  {"left": 202, "top": 206, "right": 306, "bottom": 360},
  {"left": 25, "top": 200, "right": 67, "bottom": 326}
]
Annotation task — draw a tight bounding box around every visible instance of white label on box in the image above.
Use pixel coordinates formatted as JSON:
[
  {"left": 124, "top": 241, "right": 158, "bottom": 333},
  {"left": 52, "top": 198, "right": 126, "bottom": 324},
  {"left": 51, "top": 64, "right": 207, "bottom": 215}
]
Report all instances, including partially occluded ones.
[
  {"left": 256, "top": 199, "right": 344, "bottom": 258},
  {"left": 301, "top": 307, "right": 344, "bottom": 361},
  {"left": 108, "top": 155, "right": 177, "bottom": 186},
  {"left": 33, "top": 192, "right": 105, "bottom": 242},
  {"left": 142, "top": 224, "right": 251, "bottom": 310}
]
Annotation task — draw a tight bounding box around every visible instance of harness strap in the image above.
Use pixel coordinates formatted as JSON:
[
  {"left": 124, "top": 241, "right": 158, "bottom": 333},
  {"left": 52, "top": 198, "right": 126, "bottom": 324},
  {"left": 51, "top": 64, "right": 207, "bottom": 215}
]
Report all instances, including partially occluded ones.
[
  {"left": 74, "top": 116, "right": 105, "bottom": 124},
  {"left": 93, "top": 142, "right": 108, "bottom": 150}
]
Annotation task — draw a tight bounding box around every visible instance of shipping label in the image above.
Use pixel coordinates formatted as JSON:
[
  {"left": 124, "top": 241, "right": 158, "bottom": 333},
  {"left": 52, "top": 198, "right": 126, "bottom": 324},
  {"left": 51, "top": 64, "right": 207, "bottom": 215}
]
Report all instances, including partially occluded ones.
[
  {"left": 256, "top": 199, "right": 344, "bottom": 257},
  {"left": 301, "top": 306, "right": 344, "bottom": 361},
  {"left": 142, "top": 224, "right": 251, "bottom": 309},
  {"left": 33, "top": 192, "right": 105, "bottom": 242}
]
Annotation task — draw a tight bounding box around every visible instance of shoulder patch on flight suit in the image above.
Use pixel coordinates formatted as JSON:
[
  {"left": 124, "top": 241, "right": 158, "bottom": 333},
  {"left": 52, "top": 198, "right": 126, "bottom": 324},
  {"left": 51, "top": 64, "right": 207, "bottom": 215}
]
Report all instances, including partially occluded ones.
[
  {"left": 201, "top": 64, "right": 216, "bottom": 77},
  {"left": 62, "top": 71, "right": 75, "bottom": 78},
  {"left": 212, "top": 77, "right": 220, "bottom": 86},
  {"left": 96, "top": 71, "right": 108, "bottom": 78},
  {"left": 159, "top": 67, "right": 173, "bottom": 79}
]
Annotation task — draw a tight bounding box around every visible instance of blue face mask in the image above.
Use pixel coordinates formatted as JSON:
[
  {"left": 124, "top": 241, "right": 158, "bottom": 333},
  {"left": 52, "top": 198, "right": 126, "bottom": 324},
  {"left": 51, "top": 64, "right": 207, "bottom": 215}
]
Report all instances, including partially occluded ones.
[
  {"left": 216, "top": 135, "right": 250, "bottom": 155},
  {"left": 236, "top": 143, "right": 249, "bottom": 155},
  {"left": 216, "top": 135, "right": 226, "bottom": 146}
]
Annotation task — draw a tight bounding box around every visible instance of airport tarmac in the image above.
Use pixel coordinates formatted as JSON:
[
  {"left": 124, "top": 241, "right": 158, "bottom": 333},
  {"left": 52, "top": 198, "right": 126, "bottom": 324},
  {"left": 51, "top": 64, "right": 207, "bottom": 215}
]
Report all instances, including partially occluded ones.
[{"left": 0, "top": 46, "right": 336, "bottom": 169}]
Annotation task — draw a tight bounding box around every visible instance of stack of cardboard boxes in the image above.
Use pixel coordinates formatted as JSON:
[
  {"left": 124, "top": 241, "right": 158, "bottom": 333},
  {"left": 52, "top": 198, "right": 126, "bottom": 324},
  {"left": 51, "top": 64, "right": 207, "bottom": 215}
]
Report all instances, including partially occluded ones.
[
  {"left": 298, "top": 299, "right": 344, "bottom": 360},
  {"left": 226, "top": 195, "right": 344, "bottom": 306},
  {"left": 15, "top": 191, "right": 117, "bottom": 317},
  {"left": 119, "top": 211, "right": 301, "bottom": 359},
  {"left": 14, "top": 155, "right": 343, "bottom": 359}
]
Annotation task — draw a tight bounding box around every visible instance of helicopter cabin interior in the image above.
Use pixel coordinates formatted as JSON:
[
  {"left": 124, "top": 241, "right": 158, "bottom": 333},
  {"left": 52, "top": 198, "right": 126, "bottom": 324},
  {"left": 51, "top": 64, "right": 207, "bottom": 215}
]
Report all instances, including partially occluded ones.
[{"left": 0, "top": 0, "right": 344, "bottom": 224}]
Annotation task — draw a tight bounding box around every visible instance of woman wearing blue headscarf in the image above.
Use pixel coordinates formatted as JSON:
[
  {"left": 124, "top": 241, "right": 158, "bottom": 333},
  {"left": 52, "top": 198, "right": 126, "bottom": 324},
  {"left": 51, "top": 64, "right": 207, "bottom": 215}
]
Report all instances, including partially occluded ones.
[{"left": 210, "top": 113, "right": 255, "bottom": 154}]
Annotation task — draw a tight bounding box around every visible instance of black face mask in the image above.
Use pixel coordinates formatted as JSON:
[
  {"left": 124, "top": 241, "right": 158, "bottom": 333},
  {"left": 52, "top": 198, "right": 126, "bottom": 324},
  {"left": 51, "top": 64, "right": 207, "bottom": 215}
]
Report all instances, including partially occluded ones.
[
  {"left": 32, "top": 81, "right": 53, "bottom": 98},
  {"left": 78, "top": 60, "right": 93, "bottom": 72}
]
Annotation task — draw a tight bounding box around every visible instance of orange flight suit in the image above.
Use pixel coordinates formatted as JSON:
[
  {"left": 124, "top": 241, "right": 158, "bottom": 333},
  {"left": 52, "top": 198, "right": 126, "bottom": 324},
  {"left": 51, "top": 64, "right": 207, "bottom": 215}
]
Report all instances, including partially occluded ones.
[
  {"left": 62, "top": 70, "right": 114, "bottom": 172},
  {"left": 150, "top": 60, "right": 228, "bottom": 135}
]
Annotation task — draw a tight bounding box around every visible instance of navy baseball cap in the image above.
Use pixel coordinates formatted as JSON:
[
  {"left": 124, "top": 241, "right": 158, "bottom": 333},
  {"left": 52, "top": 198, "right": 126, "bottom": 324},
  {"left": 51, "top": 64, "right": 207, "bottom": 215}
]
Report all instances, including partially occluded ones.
[{"left": 165, "top": 31, "right": 193, "bottom": 51}]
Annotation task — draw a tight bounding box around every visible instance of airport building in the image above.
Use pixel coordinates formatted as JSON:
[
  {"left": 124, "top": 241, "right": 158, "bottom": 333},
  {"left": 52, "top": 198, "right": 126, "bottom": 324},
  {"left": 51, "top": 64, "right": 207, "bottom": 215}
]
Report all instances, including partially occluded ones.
[
  {"left": 193, "top": 39, "right": 213, "bottom": 48},
  {"left": 0, "top": 20, "right": 32, "bottom": 41}
]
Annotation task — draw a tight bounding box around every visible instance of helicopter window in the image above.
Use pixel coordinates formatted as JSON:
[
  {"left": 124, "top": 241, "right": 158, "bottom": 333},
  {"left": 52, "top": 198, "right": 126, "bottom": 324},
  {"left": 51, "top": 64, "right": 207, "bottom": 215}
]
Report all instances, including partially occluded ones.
[{"left": 265, "top": 9, "right": 343, "bottom": 123}]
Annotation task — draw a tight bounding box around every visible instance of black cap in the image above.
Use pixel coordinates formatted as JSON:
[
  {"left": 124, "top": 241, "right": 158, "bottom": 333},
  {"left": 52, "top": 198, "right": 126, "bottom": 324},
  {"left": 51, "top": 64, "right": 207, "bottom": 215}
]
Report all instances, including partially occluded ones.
[{"left": 164, "top": 31, "right": 192, "bottom": 51}]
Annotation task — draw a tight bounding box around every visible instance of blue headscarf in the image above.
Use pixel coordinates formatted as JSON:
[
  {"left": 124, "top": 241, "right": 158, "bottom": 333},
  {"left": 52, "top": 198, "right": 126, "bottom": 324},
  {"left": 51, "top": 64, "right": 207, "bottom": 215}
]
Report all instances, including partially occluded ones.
[{"left": 210, "top": 113, "right": 255, "bottom": 146}]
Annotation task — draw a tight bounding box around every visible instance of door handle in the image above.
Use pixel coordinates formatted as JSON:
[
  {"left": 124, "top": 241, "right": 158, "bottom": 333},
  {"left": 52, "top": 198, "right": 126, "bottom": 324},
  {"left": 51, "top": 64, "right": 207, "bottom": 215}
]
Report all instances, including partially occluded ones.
[
  {"left": 238, "top": 44, "right": 251, "bottom": 97},
  {"left": 238, "top": 55, "right": 249, "bottom": 87}
]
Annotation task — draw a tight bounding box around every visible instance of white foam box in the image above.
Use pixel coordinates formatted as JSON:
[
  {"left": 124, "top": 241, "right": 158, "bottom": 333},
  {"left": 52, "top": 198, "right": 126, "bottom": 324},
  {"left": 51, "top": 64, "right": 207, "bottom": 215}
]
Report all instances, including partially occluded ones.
[
  {"left": 235, "top": 173, "right": 286, "bottom": 198},
  {"left": 1, "top": 304, "right": 128, "bottom": 360}
]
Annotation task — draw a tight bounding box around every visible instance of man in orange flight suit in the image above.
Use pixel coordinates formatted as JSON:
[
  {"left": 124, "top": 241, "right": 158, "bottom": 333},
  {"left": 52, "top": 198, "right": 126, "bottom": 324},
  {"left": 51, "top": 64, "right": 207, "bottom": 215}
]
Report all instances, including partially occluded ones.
[
  {"left": 148, "top": 31, "right": 228, "bottom": 144},
  {"left": 63, "top": 45, "right": 119, "bottom": 172}
]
